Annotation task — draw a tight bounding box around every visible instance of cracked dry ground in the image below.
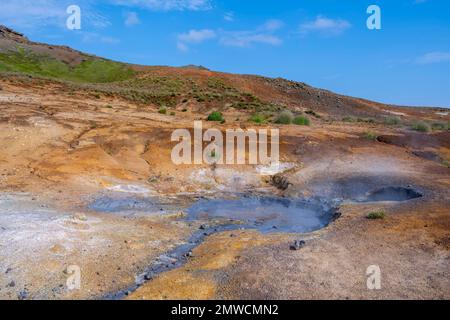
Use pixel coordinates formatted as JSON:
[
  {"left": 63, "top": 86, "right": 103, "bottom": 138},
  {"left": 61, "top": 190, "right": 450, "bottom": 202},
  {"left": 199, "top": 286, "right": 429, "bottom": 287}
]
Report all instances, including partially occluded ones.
[{"left": 0, "top": 80, "right": 449, "bottom": 300}]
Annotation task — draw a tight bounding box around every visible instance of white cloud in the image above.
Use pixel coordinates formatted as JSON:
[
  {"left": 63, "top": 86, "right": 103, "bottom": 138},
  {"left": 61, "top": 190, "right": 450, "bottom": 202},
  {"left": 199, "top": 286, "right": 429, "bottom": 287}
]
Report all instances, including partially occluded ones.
[
  {"left": 262, "top": 19, "right": 284, "bottom": 32},
  {"left": 177, "top": 42, "right": 189, "bottom": 52},
  {"left": 177, "top": 29, "right": 216, "bottom": 51},
  {"left": 220, "top": 32, "right": 282, "bottom": 47},
  {"left": 81, "top": 32, "right": 120, "bottom": 45},
  {"left": 111, "top": 0, "right": 211, "bottom": 11},
  {"left": 176, "top": 20, "right": 284, "bottom": 50},
  {"left": 0, "top": 0, "right": 66, "bottom": 29},
  {"left": 124, "top": 11, "right": 141, "bottom": 26},
  {"left": 220, "top": 20, "right": 284, "bottom": 47},
  {"left": 416, "top": 52, "right": 450, "bottom": 64},
  {"left": 178, "top": 29, "right": 216, "bottom": 43},
  {"left": 299, "top": 16, "right": 351, "bottom": 36},
  {"left": 0, "top": 0, "right": 109, "bottom": 30},
  {"left": 0, "top": 0, "right": 209, "bottom": 31}
]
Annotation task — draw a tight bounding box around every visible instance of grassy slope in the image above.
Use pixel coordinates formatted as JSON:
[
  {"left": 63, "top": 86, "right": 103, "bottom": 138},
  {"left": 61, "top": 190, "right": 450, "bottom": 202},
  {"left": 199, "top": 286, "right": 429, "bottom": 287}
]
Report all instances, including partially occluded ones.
[{"left": 0, "top": 47, "right": 134, "bottom": 83}]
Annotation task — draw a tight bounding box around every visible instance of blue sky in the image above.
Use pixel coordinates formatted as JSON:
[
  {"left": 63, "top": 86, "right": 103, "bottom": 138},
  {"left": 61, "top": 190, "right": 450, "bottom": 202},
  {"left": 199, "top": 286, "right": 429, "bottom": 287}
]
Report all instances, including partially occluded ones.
[{"left": 1, "top": 0, "right": 450, "bottom": 107}]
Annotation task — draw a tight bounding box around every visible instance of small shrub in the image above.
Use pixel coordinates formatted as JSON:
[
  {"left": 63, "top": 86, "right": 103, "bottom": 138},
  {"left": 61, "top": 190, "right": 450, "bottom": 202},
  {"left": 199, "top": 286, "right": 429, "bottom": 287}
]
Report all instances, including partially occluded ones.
[
  {"left": 182, "top": 108, "right": 188, "bottom": 112},
  {"left": 158, "top": 107, "right": 167, "bottom": 114},
  {"left": 170, "top": 111, "right": 176, "bottom": 116},
  {"left": 293, "top": 116, "right": 310, "bottom": 126},
  {"left": 412, "top": 121, "right": 431, "bottom": 132},
  {"left": 384, "top": 116, "right": 401, "bottom": 126},
  {"left": 275, "top": 110, "right": 294, "bottom": 125},
  {"left": 358, "top": 118, "right": 375, "bottom": 124},
  {"left": 207, "top": 111, "right": 224, "bottom": 122},
  {"left": 431, "top": 122, "right": 448, "bottom": 131},
  {"left": 364, "top": 131, "right": 378, "bottom": 141},
  {"left": 249, "top": 114, "right": 266, "bottom": 124},
  {"left": 367, "top": 211, "right": 385, "bottom": 220},
  {"left": 342, "top": 116, "right": 356, "bottom": 123},
  {"left": 105, "top": 105, "right": 113, "bottom": 109}
]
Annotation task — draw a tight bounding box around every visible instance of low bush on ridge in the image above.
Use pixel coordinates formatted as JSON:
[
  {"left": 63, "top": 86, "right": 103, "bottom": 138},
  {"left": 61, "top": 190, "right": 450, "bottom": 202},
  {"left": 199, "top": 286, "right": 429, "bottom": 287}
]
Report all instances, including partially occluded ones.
[{"left": 207, "top": 111, "right": 224, "bottom": 122}]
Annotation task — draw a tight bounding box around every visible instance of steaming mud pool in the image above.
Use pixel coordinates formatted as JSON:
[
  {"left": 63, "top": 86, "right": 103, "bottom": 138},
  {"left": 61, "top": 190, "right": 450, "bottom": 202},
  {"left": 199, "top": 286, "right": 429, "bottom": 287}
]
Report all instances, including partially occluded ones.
[{"left": 186, "top": 196, "right": 339, "bottom": 233}]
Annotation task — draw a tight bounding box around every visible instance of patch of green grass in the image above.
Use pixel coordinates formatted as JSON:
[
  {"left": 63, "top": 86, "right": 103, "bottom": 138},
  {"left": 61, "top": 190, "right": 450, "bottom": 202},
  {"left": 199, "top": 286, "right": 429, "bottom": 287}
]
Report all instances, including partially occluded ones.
[
  {"left": 364, "top": 131, "right": 378, "bottom": 141},
  {"left": 431, "top": 122, "right": 449, "bottom": 131},
  {"left": 442, "top": 160, "right": 450, "bottom": 168},
  {"left": 275, "top": 110, "right": 294, "bottom": 125},
  {"left": 358, "top": 118, "right": 375, "bottom": 124},
  {"left": 342, "top": 116, "right": 356, "bottom": 123},
  {"left": 170, "top": 111, "right": 176, "bottom": 116},
  {"left": 158, "top": 107, "right": 167, "bottom": 115},
  {"left": 207, "top": 111, "right": 224, "bottom": 122},
  {"left": 412, "top": 121, "right": 431, "bottom": 133},
  {"left": 366, "top": 211, "right": 385, "bottom": 220},
  {"left": 293, "top": 116, "right": 310, "bottom": 126},
  {"left": 104, "top": 105, "right": 113, "bottom": 109},
  {"left": 0, "top": 50, "right": 135, "bottom": 83},
  {"left": 249, "top": 114, "right": 267, "bottom": 124}
]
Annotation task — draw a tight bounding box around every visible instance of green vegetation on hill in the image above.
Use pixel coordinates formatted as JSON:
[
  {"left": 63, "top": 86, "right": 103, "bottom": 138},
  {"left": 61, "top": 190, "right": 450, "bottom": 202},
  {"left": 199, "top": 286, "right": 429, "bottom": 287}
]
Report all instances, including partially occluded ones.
[
  {"left": 275, "top": 110, "right": 294, "bottom": 124},
  {"left": 0, "top": 48, "right": 134, "bottom": 83},
  {"left": 367, "top": 211, "right": 385, "bottom": 220},
  {"left": 293, "top": 116, "right": 310, "bottom": 126},
  {"left": 207, "top": 111, "right": 224, "bottom": 122}
]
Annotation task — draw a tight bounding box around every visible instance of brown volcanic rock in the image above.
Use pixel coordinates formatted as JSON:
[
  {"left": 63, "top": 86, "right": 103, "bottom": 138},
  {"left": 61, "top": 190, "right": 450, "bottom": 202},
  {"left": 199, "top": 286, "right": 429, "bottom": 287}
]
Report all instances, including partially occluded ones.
[
  {"left": 0, "top": 25, "right": 96, "bottom": 66},
  {"left": 0, "top": 25, "right": 28, "bottom": 43}
]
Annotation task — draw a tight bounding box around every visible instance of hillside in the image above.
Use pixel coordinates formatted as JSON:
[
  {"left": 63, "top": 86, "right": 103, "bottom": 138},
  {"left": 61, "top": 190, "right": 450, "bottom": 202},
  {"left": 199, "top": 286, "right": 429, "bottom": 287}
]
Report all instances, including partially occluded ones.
[{"left": 0, "top": 25, "right": 449, "bottom": 301}]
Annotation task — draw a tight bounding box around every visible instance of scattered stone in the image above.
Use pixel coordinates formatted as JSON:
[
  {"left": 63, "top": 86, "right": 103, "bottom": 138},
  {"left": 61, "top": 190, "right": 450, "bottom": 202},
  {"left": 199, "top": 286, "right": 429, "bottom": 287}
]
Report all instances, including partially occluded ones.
[
  {"left": 184, "top": 251, "right": 193, "bottom": 258},
  {"left": 270, "top": 175, "right": 292, "bottom": 191},
  {"left": 7, "top": 281, "right": 15, "bottom": 287},
  {"left": 18, "top": 289, "right": 29, "bottom": 300},
  {"left": 73, "top": 213, "right": 87, "bottom": 221},
  {"left": 199, "top": 224, "right": 209, "bottom": 230},
  {"left": 144, "top": 274, "right": 153, "bottom": 281},
  {"left": 5, "top": 267, "right": 12, "bottom": 274},
  {"left": 290, "top": 240, "right": 306, "bottom": 251}
]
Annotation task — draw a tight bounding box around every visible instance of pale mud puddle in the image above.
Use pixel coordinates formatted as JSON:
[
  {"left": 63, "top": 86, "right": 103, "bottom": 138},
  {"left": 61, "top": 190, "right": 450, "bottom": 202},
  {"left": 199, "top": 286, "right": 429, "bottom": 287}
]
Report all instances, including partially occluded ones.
[
  {"left": 186, "top": 196, "right": 338, "bottom": 233},
  {"left": 100, "top": 194, "right": 340, "bottom": 299},
  {"left": 357, "top": 187, "right": 423, "bottom": 203}
]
